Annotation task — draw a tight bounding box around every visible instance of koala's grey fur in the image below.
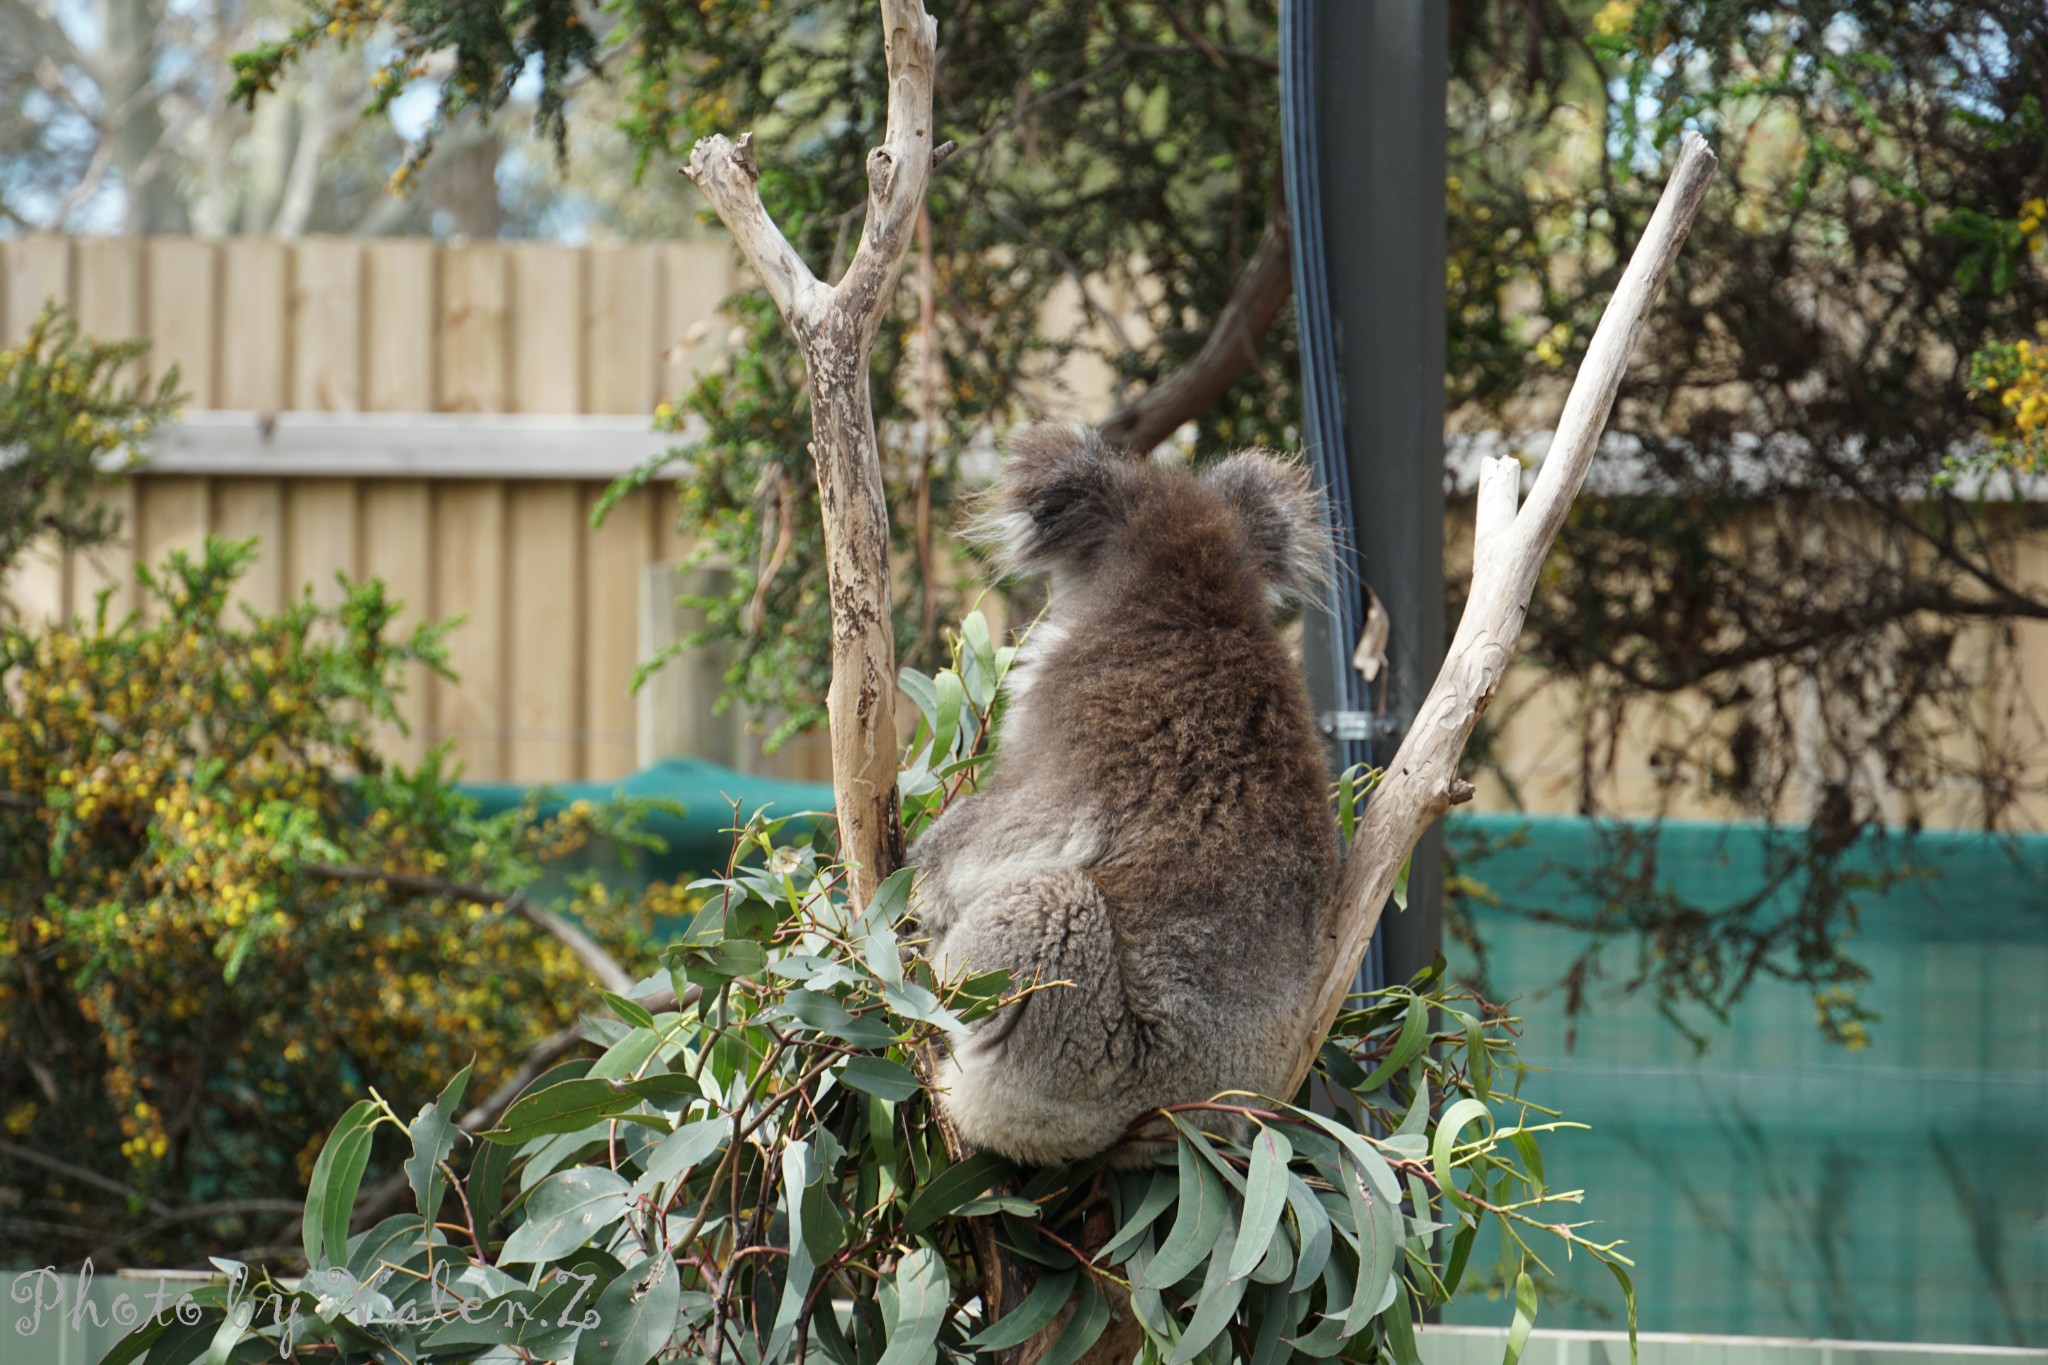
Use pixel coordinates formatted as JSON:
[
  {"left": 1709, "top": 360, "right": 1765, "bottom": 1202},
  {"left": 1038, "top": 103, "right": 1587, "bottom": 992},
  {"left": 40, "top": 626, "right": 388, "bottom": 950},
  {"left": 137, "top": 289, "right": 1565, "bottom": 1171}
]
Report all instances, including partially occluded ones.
[{"left": 908, "top": 423, "right": 1338, "bottom": 1166}]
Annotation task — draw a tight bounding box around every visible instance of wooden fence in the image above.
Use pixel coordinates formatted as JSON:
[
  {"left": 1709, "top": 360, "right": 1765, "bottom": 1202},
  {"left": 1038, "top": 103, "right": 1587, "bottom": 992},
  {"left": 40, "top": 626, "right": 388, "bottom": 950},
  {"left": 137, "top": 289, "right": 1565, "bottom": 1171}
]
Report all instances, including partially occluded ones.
[
  {"left": 0, "top": 233, "right": 736, "bottom": 415},
  {"left": 2, "top": 234, "right": 2043, "bottom": 827},
  {"left": 0, "top": 233, "right": 849, "bottom": 785}
]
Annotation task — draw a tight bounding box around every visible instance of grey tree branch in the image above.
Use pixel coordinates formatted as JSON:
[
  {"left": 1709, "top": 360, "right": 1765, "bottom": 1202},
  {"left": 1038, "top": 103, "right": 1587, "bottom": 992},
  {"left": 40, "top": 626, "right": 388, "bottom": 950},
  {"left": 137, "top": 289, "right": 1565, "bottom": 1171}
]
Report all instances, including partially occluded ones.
[
  {"left": 681, "top": 0, "right": 939, "bottom": 908},
  {"left": 680, "top": 4, "right": 1048, "bottom": 1344},
  {"left": 1098, "top": 210, "right": 1294, "bottom": 455},
  {"left": 1282, "top": 132, "right": 1719, "bottom": 1096}
]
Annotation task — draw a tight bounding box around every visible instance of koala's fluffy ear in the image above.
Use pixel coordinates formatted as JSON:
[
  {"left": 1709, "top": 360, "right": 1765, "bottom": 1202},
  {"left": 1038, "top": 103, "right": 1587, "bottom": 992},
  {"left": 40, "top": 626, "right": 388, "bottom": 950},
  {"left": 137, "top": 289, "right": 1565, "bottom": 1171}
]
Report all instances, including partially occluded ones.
[
  {"left": 1203, "top": 450, "right": 1334, "bottom": 609},
  {"left": 975, "top": 423, "right": 1133, "bottom": 575}
]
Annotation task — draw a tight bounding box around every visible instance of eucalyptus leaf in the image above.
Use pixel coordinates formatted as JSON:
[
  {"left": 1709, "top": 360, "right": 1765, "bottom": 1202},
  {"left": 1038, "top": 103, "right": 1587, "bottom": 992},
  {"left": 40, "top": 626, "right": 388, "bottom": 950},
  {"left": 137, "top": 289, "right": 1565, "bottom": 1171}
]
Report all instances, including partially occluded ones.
[
  {"left": 1282, "top": 1253, "right": 1353, "bottom": 1358},
  {"left": 873, "top": 1247, "right": 949, "bottom": 1365},
  {"left": 965, "top": 1269, "right": 1078, "bottom": 1351},
  {"left": 1340, "top": 1164, "right": 1402, "bottom": 1335},
  {"left": 498, "top": 1168, "right": 634, "bottom": 1265},
  {"left": 838, "top": 1055, "right": 920, "bottom": 1101},
  {"left": 1607, "top": 1259, "right": 1640, "bottom": 1364},
  {"left": 1360, "top": 997, "right": 1430, "bottom": 1093},
  {"left": 1099, "top": 1167, "right": 1177, "bottom": 1262},
  {"left": 1432, "top": 1097, "right": 1495, "bottom": 1216},
  {"left": 1229, "top": 1125, "right": 1292, "bottom": 1283},
  {"left": 903, "top": 1150, "right": 1014, "bottom": 1233},
  {"left": 484, "top": 1077, "right": 642, "bottom": 1144},
  {"left": 1167, "top": 1207, "right": 1247, "bottom": 1365},
  {"left": 1286, "top": 1171, "right": 1334, "bottom": 1293},
  {"left": 637, "top": 1115, "right": 731, "bottom": 1195},
  {"left": 1144, "top": 1137, "right": 1226, "bottom": 1288},
  {"left": 931, "top": 671, "right": 965, "bottom": 758},
  {"left": 1035, "top": 1277, "right": 1110, "bottom": 1365},
  {"left": 596, "top": 990, "right": 658, "bottom": 1030},
  {"left": 899, "top": 667, "right": 940, "bottom": 727},
  {"left": 1246, "top": 1281, "right": 1297, "bottom": 1365},
  {"left": 769, "top": 1141, "right": 819, "bottom": 1360},
  {"left": 1384, "top": 1280, "right": 1422, "bottom": 1365},
  {"left": 1503, "top": 1270, "right": 1539, "bottom": 1365},
  {"left": 405, "top": 1060, "right": 472, "bottom": 1223},
  {"left": 303, "top": 1099, "right": 378, "bottom": 1269}
]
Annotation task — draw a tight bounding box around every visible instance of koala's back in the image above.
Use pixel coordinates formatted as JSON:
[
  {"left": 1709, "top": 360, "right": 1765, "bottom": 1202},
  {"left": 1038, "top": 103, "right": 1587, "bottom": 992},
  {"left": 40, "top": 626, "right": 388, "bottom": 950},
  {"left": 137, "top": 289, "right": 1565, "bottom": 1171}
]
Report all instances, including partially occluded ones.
[
  {"left": 911, "top": 429, "right": 1338, "bottom": 1165},
  {"left": 1004, "top": 479, "right": 1334, "bottom": 945}
]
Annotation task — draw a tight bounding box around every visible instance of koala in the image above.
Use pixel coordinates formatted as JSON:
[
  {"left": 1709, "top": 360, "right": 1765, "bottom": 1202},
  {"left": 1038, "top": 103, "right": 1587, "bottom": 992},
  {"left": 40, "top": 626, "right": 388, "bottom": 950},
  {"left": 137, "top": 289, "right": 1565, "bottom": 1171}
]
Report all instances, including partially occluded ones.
[{"left": 908, "top": 423, "right": 1339, "bottom": 1166}]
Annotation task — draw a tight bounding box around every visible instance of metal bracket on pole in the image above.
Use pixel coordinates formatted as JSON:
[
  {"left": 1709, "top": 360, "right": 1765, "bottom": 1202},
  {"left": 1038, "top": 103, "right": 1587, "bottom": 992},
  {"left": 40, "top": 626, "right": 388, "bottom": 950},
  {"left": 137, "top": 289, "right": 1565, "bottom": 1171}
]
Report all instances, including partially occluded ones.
[{"left": 1318, "top": 711, "right": 1406, "bottom": 745}]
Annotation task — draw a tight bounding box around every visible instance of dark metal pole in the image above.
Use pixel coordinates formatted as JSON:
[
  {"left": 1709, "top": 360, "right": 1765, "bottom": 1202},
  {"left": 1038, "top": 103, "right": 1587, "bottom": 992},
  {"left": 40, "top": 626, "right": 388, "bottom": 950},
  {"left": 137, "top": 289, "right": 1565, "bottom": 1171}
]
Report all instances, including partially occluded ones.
[{"left": 1283, "top": 0, "right": 1448, "bottom": 987}]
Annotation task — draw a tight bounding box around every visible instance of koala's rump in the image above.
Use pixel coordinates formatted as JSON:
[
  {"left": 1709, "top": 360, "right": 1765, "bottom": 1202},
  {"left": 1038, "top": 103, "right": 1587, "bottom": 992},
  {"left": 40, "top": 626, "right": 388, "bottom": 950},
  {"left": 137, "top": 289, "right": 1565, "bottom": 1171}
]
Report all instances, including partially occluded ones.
[{"left": 932, "top": 864, "right": 1320, "bottom": 1166}]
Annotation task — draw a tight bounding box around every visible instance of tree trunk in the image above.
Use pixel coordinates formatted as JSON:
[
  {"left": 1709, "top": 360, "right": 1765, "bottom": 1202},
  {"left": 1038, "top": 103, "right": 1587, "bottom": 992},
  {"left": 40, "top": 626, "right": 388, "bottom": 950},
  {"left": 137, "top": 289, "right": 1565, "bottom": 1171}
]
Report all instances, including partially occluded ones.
[{"left": 682, "top": 0, "right": 943, "bottom": 906}]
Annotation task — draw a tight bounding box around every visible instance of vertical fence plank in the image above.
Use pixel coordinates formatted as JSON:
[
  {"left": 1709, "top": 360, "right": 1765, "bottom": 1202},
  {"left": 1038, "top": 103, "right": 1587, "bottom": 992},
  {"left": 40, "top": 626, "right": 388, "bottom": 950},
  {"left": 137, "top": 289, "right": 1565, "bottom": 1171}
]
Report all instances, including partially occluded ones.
[
  {"left": 509, "top": 244, "right": 585, "bottom": 414},
  {"left": 135, "top": 479, "right": 213, "bottom": 619},
  {"left": 584, "top": 485, "right": 657, "bottom": 780},
  {"left": 73, "top": 237, "right": 143, "bottom": 389},
  {"left": 1992, "top": 513, "right": 2048, "bottom": 831},
  {"left": 1, "top": 237, "right": 76, "bottom": 624},
  {"left": 219, "top": 240, "right": 290, "bottom": 411},
  {"left": 2, "top": 539, "right": 67, "bottom": 630},
  {"left": 68, "top": 483, "right": 139, "bottom": 624},
  {"left": 60, "top": 239, "right": 149, "bottom": 625},
  {"left": 586, "top": 244, "right": 661, "bottom": 415},
  {"left": 285, "top": 480, "right": 359, "bottom": 612},
  {"left": 144, "top": 239, "right": 221, "bottom": 408},
  {"left": 211, "top": 479, "right": 287, "bottom": 615},
  {"left": 290, "top": 239, "right": 365, "bottom": 412},
  {"left": 359, "top": 482, "right": 436, "bottom": 767},
  {"left": 65, "top": 237, "right": 138, "bottom": 626},
  {"left": 506, "top": 482, "right": 585, "bottom": 781},
  {"left": 437, "top": 246, "right": 508, "bottom": 413},
  {"left": 2, "top": 234, "right": 73, "bottom": 339},
  {"left": 365, "top": 240, "right": 438, "bottom": 413},
  {"left": 432, "top": 483, "right": 507, "bottom": 780},
  {"left": 658, "top": 242, "right": 733, "bottom": 402}
]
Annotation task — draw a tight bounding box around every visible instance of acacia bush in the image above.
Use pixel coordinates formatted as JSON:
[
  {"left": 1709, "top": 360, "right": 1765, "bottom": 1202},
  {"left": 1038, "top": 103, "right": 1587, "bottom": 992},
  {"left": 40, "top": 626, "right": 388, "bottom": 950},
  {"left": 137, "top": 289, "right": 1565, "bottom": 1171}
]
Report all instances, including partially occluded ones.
[
  {"left": 104, "top": 620, "right": 1634, "bottom": 1365},
  {"left": 0, "top": 304, "right": 178, "bottom": 584},
  {"left": 0, "top": 532, "right": 690, "bottom": 1267}
]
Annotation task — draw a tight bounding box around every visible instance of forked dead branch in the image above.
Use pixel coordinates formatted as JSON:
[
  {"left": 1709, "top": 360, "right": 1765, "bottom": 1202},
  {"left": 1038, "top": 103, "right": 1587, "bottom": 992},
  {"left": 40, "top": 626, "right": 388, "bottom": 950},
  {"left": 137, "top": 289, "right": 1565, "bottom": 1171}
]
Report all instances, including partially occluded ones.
[
  {"left": 1284, "top": 131, "right": 1718, "bottom": 1095},
  {"left": 682, "top": 0, "right": 946, "bottom": 911}
]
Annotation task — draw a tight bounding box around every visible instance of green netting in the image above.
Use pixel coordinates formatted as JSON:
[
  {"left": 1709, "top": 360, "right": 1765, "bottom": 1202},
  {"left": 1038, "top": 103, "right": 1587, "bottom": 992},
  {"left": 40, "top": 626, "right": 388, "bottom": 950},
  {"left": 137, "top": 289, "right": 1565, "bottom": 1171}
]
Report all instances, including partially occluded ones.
[
  {"left": 460, "top": 757, "right": 834, "bottom": 888},
  {"left": 1437, "top": 815, "right": 2048, "bottom": 1347}
]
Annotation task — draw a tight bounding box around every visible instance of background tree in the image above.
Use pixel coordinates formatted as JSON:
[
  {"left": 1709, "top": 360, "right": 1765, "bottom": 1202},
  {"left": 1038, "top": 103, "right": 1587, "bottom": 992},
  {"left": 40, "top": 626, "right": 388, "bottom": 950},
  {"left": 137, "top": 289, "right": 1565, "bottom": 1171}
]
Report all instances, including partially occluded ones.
[{"left": 196, "top": 0, "right": 2048, "bottom": 1043}]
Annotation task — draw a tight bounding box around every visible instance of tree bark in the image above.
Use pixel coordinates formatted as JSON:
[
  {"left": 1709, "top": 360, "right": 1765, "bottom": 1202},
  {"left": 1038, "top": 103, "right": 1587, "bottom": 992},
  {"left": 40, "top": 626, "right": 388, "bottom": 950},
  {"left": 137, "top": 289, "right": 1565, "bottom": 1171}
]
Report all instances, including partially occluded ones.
[
  {"left": 682, "top": 0, "right": 946, "bottom": 906},
  {"left": 681, "top": 0, "right": 1028, "bottom": 1336}
]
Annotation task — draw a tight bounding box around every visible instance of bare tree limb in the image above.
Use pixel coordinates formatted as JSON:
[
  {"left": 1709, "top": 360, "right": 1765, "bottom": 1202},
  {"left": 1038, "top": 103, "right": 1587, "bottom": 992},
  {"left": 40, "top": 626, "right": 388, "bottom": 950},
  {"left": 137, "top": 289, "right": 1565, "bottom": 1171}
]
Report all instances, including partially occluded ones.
[
  {"left": 1097, "top": 211, "right": 1293, "bottom": 454},
  {"left": 1282, "top": 132, "right": 1719, "bottom": 1096},
  {"left": 680, "top": 3, "right": 1045, "bottom": 1336},
  {"left": 681, "top": 0, "right": 938, "bottom": 908}
]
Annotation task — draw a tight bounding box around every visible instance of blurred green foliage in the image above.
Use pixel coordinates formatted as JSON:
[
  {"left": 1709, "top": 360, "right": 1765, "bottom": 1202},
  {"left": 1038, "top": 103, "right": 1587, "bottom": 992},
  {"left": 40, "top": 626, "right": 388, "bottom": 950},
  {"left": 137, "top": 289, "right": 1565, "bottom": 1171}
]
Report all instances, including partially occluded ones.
[
  {"left": 0, "top": 533, "right": 700, "bottom": 1266},
  {"left": 0, "top": 306, "right": 179, "bottom": 591}
]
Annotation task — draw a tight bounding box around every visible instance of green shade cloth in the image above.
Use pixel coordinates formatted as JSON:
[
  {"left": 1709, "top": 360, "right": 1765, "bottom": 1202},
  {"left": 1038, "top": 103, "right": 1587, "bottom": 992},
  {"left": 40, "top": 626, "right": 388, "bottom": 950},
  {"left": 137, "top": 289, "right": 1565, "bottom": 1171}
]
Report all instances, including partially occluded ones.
[
  {"left": 460, "top": 757, "right": 834, "bottom": 887},
  {"left": 1438, "top": 815, "right": 2048, "bottom": 1347}
]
